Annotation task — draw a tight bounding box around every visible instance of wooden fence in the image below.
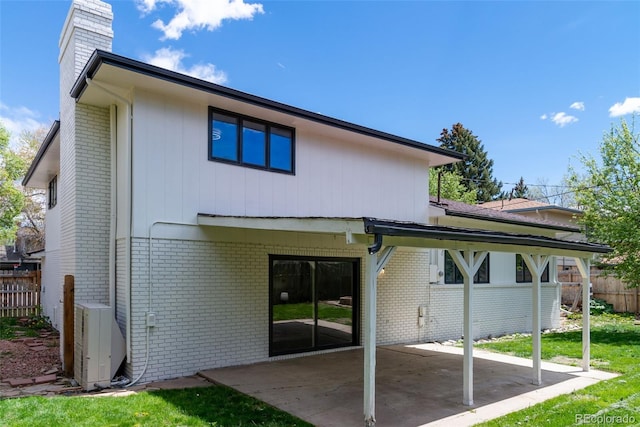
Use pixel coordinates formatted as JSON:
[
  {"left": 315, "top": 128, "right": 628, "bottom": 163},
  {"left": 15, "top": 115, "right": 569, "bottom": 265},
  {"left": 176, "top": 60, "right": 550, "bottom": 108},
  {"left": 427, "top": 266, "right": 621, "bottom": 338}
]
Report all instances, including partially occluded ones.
[
  {"left": 560, "top": 271, "right": 640, "bottom": 314},
  {"left": 0, "top": 271, "right": 41, "bottom": 317}
]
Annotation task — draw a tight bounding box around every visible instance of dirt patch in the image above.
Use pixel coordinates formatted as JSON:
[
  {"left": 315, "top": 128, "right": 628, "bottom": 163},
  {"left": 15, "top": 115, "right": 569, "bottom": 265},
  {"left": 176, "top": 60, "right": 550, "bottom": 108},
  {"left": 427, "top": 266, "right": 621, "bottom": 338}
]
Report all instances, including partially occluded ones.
[{"left": 0, "top": 332, "right": 62, "bottom": 381}]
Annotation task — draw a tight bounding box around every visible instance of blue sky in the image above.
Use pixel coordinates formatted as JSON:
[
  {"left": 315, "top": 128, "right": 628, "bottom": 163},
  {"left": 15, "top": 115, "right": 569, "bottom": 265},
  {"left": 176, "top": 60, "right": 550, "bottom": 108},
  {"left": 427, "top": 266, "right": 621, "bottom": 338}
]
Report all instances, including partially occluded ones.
[{"left": 1, "top": 0, "right": 639, "bottom": 195}]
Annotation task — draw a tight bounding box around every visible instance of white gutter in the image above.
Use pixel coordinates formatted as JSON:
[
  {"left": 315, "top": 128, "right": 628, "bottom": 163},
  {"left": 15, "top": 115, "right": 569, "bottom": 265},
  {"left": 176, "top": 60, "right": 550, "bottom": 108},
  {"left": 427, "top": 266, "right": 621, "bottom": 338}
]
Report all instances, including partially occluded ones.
[{"left": 85, "top": 78, "right": 133, "bottom": 361}]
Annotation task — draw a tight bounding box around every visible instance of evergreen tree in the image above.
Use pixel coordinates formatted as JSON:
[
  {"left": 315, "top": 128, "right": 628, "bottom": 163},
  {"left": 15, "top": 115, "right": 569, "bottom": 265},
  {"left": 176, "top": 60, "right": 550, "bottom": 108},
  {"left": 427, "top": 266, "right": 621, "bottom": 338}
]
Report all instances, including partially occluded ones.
[
  {"left": 437, "top": 123, "right": 502, "bottom": 202},
  {"left": 511, "top": 176, "right": 529, "bottom": 199}
]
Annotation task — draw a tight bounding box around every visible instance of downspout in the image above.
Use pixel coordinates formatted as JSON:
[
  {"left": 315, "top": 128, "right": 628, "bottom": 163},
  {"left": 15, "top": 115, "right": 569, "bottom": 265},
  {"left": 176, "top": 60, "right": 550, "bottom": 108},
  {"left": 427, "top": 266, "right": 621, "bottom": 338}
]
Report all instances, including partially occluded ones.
[
  {"left": 108, "top": 105, "right": 117, "bottom": 309},
  {"left": 85, "top": 78, "right": 133, "bottom": 362},
  {"left": 368, "top": 233, "right": 383, "bottom": 255}
]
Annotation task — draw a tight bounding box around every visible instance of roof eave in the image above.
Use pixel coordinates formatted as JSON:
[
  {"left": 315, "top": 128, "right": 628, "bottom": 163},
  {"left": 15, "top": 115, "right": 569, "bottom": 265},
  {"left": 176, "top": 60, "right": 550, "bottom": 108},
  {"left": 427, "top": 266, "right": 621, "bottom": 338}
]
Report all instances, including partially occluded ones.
[
  {"left": 363, "top": 218, "right": 611, "bottom": 255},
  {"left": 71, "top": 50, "right": 465, "bottom": 163},
  {"left": 22, "top": 120, "right": 60, "bottom": 187}
]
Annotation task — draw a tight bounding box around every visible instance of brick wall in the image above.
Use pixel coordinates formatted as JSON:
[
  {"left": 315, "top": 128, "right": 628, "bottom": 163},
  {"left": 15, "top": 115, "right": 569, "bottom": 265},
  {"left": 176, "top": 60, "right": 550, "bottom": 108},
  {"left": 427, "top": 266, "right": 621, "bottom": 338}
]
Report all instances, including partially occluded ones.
[
  {"left": 425, "top": 283, "right": 561, "bottom": 342},
  {"left": 123, "top": 235, "right": 562, "bottom": 383},
  {"left": 126, "top": 237, "right": 367, "bottom": 382}
]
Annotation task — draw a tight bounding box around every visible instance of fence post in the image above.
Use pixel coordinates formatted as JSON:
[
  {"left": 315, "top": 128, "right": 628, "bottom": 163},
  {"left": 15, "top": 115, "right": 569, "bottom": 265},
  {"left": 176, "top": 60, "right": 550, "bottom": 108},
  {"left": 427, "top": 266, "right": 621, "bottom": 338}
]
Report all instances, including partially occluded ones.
[{"left": 63, "top": 275, "right": 75, "bottom": 377}]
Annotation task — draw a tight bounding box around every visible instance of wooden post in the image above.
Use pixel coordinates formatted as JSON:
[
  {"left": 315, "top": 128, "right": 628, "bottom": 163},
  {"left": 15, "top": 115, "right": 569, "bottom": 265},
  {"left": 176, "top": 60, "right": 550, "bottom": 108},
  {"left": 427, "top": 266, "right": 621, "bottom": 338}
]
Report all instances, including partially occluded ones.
[{"left": 63, "top": 275, "right": 75, "bottom": 377}]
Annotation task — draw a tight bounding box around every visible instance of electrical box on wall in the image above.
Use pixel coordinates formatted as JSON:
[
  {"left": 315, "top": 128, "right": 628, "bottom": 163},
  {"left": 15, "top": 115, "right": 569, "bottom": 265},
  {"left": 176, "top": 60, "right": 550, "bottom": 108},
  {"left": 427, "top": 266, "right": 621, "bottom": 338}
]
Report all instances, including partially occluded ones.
[
  {"left": 74, "top": 303, "right": 112, "bottom": 391},
  {"left": 429, "top": 264, "right": 440, "bottom": 283}
]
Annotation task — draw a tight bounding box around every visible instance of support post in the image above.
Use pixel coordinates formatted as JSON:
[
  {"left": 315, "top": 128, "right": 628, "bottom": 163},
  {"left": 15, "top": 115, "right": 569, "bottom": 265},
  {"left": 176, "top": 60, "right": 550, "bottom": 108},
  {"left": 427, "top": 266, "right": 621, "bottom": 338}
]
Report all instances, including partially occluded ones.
[
  {"left": 521, "top": 254, "right": 548, "bottom": 386},
  {"left": 575, "top": 258, "right": 591, "bottom": 371},
  {"left": 462, "top": 250, "right": 474, "bottom": 406},
  {"left": 63, "top": 275, "right": 75, "bottom": 377},
  {"left": 363, "top": 251, "right": 377, "bottom": 426},
  {"left": 448, "top": 250, "right": 487, "bottom": 406},
  {"left": 363, "top": 244, "right": 396, "bottom": 427}
]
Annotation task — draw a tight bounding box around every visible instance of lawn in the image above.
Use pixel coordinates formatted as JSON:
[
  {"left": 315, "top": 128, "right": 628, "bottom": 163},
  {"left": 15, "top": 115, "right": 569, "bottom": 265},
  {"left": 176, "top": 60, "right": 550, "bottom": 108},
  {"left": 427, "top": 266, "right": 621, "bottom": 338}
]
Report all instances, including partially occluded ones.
[
  {"left": 0, "top": 384, "right": 312, "bottom": 427},
  {"left": 474, "top": 313, "right": 640, "bottom": 426},
  {"left": 272, "top": 302, "right": 352, "bottom": 325}
]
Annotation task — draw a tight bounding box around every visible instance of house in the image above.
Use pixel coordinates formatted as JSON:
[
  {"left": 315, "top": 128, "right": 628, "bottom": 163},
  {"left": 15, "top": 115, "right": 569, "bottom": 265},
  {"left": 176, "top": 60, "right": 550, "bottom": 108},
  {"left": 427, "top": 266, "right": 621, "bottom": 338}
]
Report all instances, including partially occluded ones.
[
  {"left": 480, "top": 198, "right": 585, "bottom": 271},
  {"left": 0, "top": 244, "right": 40, "bottom": 272},
  {"left": 22, "top": 0, "right": 609, "bottom": 424}
]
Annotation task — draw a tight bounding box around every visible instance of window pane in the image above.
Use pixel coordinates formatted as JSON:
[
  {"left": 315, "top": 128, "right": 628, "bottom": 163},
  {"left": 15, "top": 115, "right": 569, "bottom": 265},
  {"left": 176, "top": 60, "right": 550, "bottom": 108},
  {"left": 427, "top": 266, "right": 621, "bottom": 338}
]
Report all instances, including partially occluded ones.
[
  {"left": 242, "top": 121, "right": 266, "bottom": 166},
  {"left": 316, "top": 261, "right": 353, "bottom": 347},
  {"left": 211, "top": 113, "right": 238, "bottom": 161},
  {"left": 270, "top": 127, "right": 293, "bottom": 172},
  {"left": 445, "top": 251, "right": 489, "bottom": 284},
  {"left": 474, "top": 255, "right": 490, "bottom": 283}
]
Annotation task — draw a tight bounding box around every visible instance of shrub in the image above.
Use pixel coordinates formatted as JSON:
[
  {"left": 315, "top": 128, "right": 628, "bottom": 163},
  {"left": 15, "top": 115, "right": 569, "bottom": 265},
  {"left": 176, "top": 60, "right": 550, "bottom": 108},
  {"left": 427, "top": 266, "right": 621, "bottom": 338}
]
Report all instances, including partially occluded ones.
[{"left": 590, "top": 298, "right": 614, "bottom": 315}]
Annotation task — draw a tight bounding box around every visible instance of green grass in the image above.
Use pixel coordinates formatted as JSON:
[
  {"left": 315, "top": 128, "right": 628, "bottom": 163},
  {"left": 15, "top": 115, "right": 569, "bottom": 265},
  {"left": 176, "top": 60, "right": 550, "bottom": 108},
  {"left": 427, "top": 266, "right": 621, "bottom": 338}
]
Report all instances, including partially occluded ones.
[
  {"left": 0, "top": 315, "right": 52, "bottom": 339},
  {"left": 272, "top": 302, "right": 352, "bottom": 325},
  {"left": 0, "top": 385, "right": 313, "bottom": 427},
  {"left": 474, "top": 313, "right": 640, "bottom": 426}
]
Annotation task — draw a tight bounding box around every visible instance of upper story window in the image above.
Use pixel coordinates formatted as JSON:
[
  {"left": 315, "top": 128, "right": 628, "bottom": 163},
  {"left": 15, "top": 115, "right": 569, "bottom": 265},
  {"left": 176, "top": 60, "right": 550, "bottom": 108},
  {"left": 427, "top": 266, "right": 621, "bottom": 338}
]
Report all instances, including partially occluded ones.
[
  {"left": 515, "top": 254, "right": 550, "bottom": 283},
  {"left": 444, "top": 251, "right": 490, "bottom": 284},
  {"left": 48, "top": 176, "right": 57, "bottom": 209},
  {"left": 209, "top": 107, "right": 295, "bottom": 174}
]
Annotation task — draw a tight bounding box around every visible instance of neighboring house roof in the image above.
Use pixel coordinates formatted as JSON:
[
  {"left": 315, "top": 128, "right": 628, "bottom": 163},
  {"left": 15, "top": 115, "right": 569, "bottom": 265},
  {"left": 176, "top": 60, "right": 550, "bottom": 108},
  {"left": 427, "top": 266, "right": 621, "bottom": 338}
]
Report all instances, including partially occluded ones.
[
  {"left": 430, "top": 196, "right": 580, "bottom": 233},
  {"left": 479, "top": 198, "right": 582, "bottom": 215},
  {"left": 70, "top": 50, "right": 464, "bottom": 166},
  {"left": 0, "top": 245, "right": 21, "bottom": 262}
]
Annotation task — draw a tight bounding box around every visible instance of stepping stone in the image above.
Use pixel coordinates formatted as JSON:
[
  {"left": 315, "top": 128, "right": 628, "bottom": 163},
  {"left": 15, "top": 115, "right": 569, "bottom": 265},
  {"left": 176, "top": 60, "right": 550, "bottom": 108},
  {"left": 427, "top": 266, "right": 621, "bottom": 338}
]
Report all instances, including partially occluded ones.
[
  {"left": 34, "top": 374, "right": 57, "bottom": 385},
  {"left": 7, "top": 378, "right": 34, "bottom": 387},
  {"left": 30, "top": 346, "right": 48, "bottom": 352}
]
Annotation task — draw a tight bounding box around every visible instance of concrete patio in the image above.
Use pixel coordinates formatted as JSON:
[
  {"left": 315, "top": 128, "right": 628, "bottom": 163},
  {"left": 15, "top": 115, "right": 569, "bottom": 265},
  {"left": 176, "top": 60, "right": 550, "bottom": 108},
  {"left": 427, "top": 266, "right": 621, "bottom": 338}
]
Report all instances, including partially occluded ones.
[{"left": 200, "top": 343, "right": 617, "bottom": 427}]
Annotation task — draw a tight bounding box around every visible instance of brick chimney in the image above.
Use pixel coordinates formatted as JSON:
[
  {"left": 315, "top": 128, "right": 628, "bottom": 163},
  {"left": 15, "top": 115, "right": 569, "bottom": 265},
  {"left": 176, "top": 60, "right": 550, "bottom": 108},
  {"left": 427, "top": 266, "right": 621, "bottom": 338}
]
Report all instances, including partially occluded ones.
[{"left": 57, "top": 0, "right": 114, "bottom": 306}]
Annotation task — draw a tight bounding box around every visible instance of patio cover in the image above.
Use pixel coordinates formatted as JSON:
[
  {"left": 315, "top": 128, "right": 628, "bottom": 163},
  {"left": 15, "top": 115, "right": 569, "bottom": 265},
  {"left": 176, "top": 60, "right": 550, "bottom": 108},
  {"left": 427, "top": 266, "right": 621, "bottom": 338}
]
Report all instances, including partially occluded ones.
[{"left": 197, "top": 214, "right": 611, "bottom": 426}]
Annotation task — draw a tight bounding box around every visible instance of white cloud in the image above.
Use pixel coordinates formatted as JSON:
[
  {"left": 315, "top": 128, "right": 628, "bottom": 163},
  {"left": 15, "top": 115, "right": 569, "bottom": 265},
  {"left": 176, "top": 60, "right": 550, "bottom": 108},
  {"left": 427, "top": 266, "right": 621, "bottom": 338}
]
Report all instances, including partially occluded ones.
[
  {"left": 138, "top": 0, "right": 264, "bottom": 40},
  {"left": 609, "top": 97, "right": 640, "bottom": 117},
  {"left": 569, "top": 101, "right": 585, "bottom": 111},
  {"left": 540, "top": 114, "right": 548, "bottom": 120},
  {"left": 550, "top": 112, "right": 578, "bottom": 127},
  {"left": 0, "top": 103, "right": 49, "bottom": 147},
  {"left": 143, "top": 47, "right": 227, "bottom": 84}
]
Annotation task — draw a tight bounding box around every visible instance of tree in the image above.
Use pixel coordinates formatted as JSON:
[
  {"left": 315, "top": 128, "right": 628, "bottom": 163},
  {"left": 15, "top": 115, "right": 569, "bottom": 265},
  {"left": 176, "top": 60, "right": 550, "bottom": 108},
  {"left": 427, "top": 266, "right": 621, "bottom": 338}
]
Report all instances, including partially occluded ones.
[
  {"left": 0, "top": 122, "right": 26, "bottom": 243},
  {"left": 511, "top": 176, "right": 529, "bottom": 198},
  {"left": 568, "top": 117, "right": 640, "bottom": 287},
  {"left": 437, "top": 123, "right": 502, "bottom": 202},
  {"left": 429, "top": 168, "right": 477, "bottom": 204},
  {"left": 528, "top": 176, "right": 577, "bottom": 208},
  {"left": 15, "top": 128, "right": 47, "bottom": 252}
]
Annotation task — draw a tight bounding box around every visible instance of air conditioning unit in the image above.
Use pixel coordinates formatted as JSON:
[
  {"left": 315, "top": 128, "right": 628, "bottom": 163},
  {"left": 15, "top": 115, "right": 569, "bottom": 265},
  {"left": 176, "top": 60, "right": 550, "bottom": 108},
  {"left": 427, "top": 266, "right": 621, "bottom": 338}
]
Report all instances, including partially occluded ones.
[{"left": 74, "top": 303, "right": 125, "bottom": 391}]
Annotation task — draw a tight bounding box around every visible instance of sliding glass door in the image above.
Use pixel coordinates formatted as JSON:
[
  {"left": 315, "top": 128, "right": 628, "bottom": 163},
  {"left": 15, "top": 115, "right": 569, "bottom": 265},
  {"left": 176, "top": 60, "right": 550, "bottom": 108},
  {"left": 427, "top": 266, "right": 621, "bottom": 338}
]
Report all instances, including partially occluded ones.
[{"left": 269, "top": 256, "right": 359, "bottom": 356}]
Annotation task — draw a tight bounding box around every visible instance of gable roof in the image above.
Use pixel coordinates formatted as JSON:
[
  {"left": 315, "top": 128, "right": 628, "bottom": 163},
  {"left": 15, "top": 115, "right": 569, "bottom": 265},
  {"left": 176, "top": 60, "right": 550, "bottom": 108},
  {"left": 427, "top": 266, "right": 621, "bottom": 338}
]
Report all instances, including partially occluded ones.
[
  {"left": 430, "top": 196, "right": 581, "bottom": 232},
  {"left": 70, "top": 50, "right": 464, "bottom": 166}
]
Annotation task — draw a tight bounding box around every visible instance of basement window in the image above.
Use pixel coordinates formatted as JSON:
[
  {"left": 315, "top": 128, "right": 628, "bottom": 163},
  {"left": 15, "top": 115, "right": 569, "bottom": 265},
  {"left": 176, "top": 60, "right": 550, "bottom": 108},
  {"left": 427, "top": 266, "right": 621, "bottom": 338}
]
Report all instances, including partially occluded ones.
[{"left": 209, "top": 107, "right": 294, "bottom": 174}]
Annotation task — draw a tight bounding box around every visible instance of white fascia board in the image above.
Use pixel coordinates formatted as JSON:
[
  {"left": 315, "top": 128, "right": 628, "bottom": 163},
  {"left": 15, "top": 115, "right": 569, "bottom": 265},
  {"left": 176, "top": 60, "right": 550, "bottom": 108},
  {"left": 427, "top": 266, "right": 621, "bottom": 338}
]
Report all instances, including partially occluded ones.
[
  {"left": 197, "top": 215, "right": 365, "bottom": 235},
  {"left": 376, "top": 235, "right": 598, "bottom": 259}
]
